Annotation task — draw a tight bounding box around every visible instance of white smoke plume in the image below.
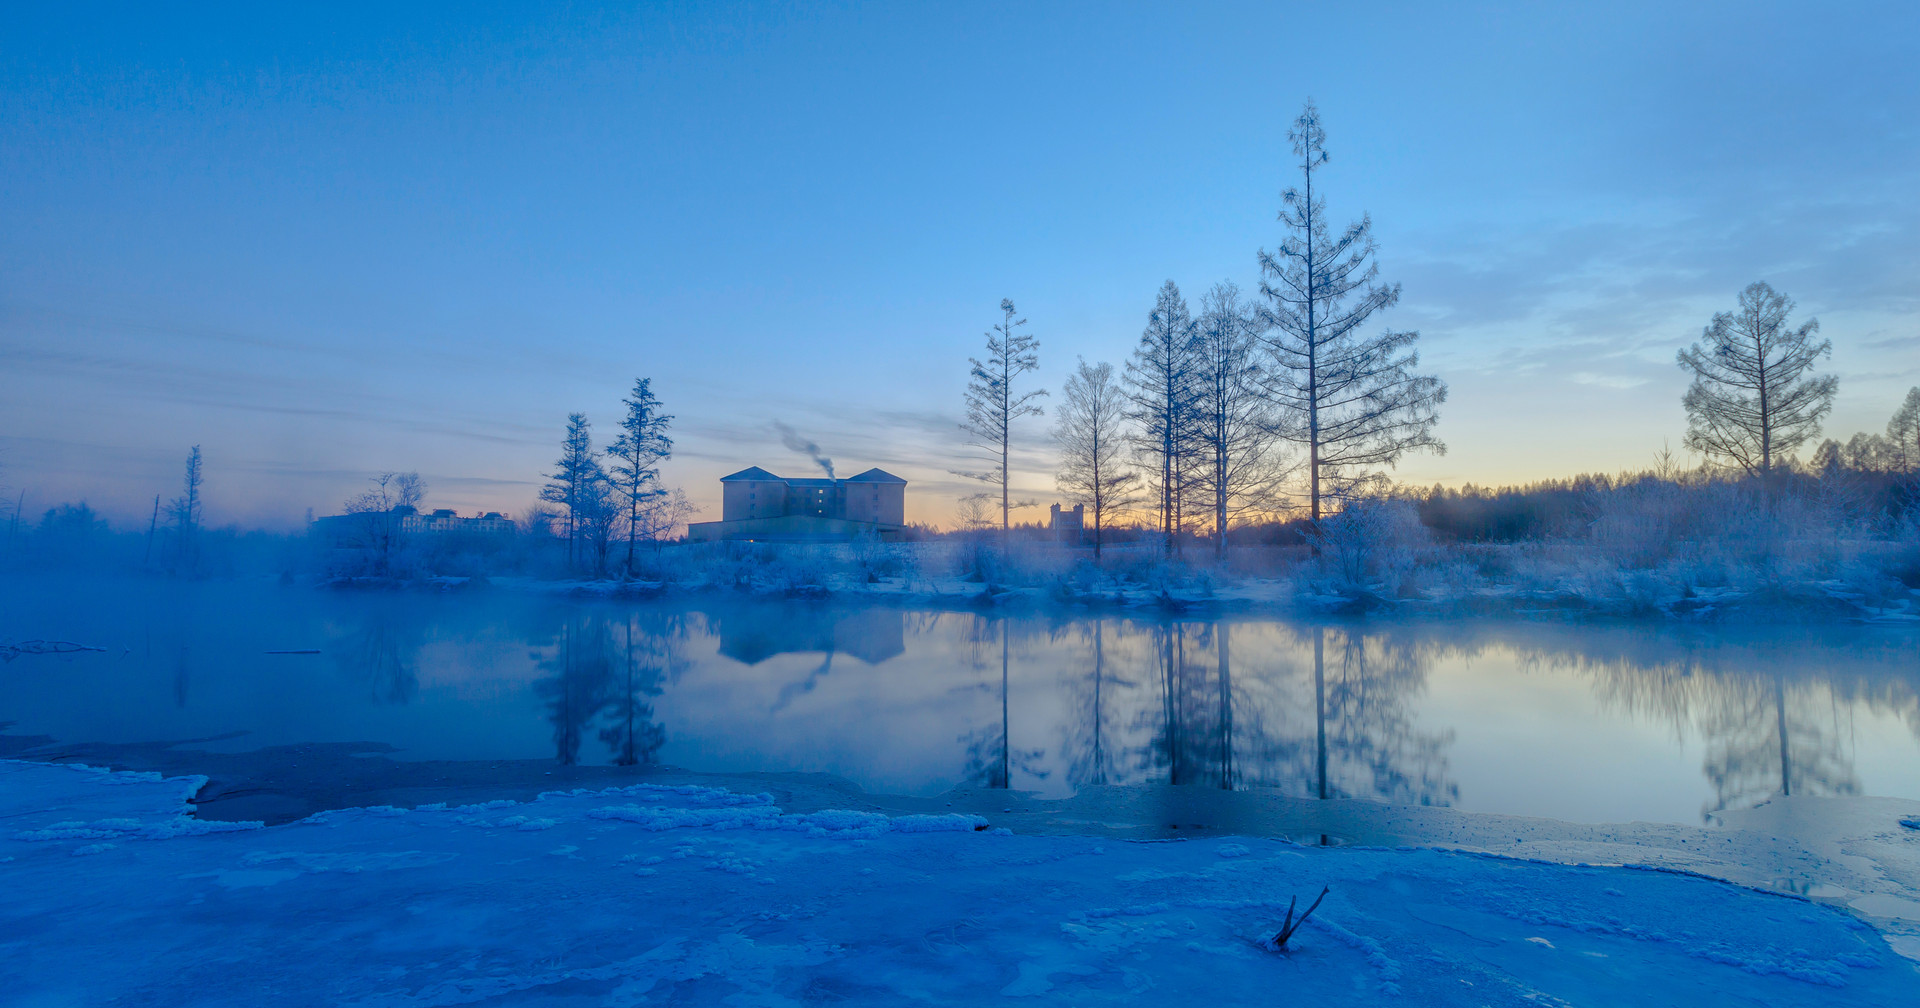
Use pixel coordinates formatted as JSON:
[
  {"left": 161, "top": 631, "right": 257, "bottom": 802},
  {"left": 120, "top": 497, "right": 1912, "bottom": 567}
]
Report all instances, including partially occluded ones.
[{"left": 773, "top": 421, "right": 834, "bottom": 479}]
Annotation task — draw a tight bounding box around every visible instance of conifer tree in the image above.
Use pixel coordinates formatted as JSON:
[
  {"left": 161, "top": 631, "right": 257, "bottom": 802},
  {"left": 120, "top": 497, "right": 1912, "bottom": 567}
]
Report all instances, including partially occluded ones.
[
  {"left": 1677, "top": 282, "right": 1836, "bottom": 479},
  {"left": 1258, "top": 101, "right": 1446, "bottom": 521},
  {"left": 959, "top": 299, "right": 1047, "bottom": 536},
  {"left": 606, "top": 379, "right": 674, "bottom": 574},
  {"left": 1124, "top": 280, "right": 1202, "bottom": 554}
]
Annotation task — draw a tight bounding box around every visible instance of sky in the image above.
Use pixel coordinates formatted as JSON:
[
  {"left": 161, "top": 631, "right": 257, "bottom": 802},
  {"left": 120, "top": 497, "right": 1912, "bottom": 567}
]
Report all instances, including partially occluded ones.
[{"left": 3, "top": 1, "right": 1917, "bottom": 530}]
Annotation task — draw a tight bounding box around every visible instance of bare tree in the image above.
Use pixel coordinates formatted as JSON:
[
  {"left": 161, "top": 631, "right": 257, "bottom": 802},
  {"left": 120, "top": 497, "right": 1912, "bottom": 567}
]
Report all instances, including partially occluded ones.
[
  {"left": 1257, "top": 101, "right": 1446, "bottom": 522},
  {"left": 606, "top": 378, "right": 674, "bottom": 575},
  {"left": 1677, "top": 282, "right": 1836, "bottom": 480},
  {"left": 577, "top": 470, "right": 619, "bottom": 576},
  {"left": 1054, "top": 358, "right": 1139, "bottom": 559},
  {"left": 1124, "top": 280, "right": 1202, "bottom": 554},
  {"left": 632, "top": 487, "right": 699, "bottom": 551},
  {"left": 958, "top": 298, "right": 1047, "bottom": 537},
  {"left": 343, "top": 471, "right": 427, "bottom": 575},
  {"left": 166, "top": 445, "right": 204, "bottom": 572},
  {"left": 954, "top": 492, "right": 996, "bottom": 533},
  {"left": 1193, "top": 281, "right": 1289, "bottom": 557},
  {"left": 541, "top": 413, "right": 603, "bottom": 570}
]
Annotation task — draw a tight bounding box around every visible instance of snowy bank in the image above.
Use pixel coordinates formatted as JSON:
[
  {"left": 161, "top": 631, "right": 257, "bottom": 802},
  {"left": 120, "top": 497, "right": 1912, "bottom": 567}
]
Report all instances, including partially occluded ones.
[{"left": 3, "top": 760, "right": 1916, "bottom": 1006}]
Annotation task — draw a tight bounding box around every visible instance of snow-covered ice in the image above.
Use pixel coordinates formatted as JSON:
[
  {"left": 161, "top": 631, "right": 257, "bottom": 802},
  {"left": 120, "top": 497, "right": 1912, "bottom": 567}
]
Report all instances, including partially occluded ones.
[{"left": 3, "top": 760, "right": 1917, "bottom": 1005}]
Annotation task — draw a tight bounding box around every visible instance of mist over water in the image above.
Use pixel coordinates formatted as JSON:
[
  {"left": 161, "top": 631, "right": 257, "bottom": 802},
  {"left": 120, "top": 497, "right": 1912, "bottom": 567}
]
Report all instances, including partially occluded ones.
[{"left": 3, "top": 573, "right": 1917, "bottom": 827}]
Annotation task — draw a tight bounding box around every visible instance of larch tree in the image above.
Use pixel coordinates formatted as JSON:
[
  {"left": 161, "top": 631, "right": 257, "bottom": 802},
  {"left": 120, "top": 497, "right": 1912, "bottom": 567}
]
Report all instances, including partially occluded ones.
[
  {"left": 959, "top": 298, "right": 1047, "bottom": 537},
  {"left": 1676, "top": 282, "right": 1836, "bottom": 480},
  {"left": 606, "top": 378, "right": 674, "bottom": 575},
  {"left": 1124, "top": 280, "right": 1202, "bottom": 554},
  {"left": 1257, "top": 101, "right": 1446, "bottom": 522},
  {"left": 167, "top": 445, "right": 204, "bottom": 572},
  {"left": 1053, "top": 358, "right": 1139, "bottom": 559},
  {"left": 541, "top": 413, "right": 605, "bottom": 570},
  {"left": 1193, "top": 280, "right": 1288, "bottom": 558}
]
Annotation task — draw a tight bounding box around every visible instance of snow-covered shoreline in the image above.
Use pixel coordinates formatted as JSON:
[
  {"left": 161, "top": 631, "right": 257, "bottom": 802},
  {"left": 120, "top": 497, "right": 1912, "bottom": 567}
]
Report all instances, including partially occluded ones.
[
  {"left": 5, "top": 758, "right": 1917, "bottom": 1005},
  {"left": 339, "top": 564, "right": 1920, "bottom": 627}
]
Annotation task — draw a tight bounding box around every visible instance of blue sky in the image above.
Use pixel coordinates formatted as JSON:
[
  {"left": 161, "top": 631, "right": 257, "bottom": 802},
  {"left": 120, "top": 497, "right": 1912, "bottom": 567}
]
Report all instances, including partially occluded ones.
[{"left": 3, "top": 2, "right": 1916, "bottom": 528}]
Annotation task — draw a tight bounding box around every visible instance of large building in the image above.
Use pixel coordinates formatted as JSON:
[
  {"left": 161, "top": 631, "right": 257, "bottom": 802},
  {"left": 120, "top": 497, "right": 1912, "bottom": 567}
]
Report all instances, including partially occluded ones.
[
  {"left": 686, "top": 466, "right": 907, "bottom": 542},
  {"left": 310, "top": 505, "right": 514, "bottom": 545}
]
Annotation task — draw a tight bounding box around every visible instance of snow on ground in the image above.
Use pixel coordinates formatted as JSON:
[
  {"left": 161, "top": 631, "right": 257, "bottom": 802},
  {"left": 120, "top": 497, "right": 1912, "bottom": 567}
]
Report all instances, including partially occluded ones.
[{"left": 4, "top": 761, "right": 1917, "bottom": 1006}]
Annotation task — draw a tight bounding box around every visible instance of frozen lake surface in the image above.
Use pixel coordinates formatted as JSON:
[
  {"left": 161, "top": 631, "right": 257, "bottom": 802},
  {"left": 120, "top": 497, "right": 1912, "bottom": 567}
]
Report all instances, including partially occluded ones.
[{"left": 3, "top": 574, "right": 1918, "bottom": 828}]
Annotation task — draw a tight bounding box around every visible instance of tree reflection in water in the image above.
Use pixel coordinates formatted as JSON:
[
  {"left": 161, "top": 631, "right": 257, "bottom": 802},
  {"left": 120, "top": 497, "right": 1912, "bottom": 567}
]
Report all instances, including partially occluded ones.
[
  {"left": 535, "top": 611, "right": 676, "bottom": 766},
  {"left": 1548, "top": 638, "right": 1874, "bottom": 819},
  {"left": 600, "top": 612, "right": 680, "bottom": 767},
  {"left": 960, "top": 615, "right": 1048, "bottom": 789},
  {"left": 1051, "top": 619, "right": 1456, "bottom": 807},
  {"left": 331, "top": 610, "right": 423, "bottom": 705},
  {"left": 1060, "top": 620, "right": 1139, "bottom": 789}
]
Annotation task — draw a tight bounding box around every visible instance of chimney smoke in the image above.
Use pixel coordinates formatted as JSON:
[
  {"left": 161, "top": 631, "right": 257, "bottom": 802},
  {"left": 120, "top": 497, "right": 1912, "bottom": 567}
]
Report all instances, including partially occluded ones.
[{"left": 773, "top": 421, "right": 834, "bottom": 480}]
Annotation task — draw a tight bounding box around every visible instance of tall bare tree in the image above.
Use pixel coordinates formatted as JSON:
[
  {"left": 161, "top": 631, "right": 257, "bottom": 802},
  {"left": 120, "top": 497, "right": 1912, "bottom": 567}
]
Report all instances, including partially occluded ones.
[
  {"left": 1193, "top": 281, "right": 1288, "bottom": 557},
  {"left": 1677, "top": 282, "right": 1836, "bottom": 480},
  {"left": 959, "top": 298, "right": 1047, "bottom": 536},
  {"left": 606, "top": 378, "right": 674, "bottom": 575},
  {"left": 1054, "top": 358, "right": 1139, "bottom": 559},
  {"left": 1257, "top": 101, "right": 1446, "bottom": 522},
  {"left": 1124, "top": 280, "right": 1202, "bottom": 554}
]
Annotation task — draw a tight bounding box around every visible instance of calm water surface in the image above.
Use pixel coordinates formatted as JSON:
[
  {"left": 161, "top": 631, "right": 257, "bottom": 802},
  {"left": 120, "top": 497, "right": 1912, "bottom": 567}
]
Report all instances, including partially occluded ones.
[{"left": 4, "top": 574, "right": 1918, "bottom": 826}]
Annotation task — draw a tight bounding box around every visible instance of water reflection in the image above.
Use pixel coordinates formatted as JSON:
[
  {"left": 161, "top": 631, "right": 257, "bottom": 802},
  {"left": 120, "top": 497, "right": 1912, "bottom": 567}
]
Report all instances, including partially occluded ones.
[
  {"left": 332, "top": 611, "right": 422, "bottom": 705},
  {"left": 602, "top": 613, "right": 679, "bottom": 766},
  {"left": 3, "top": 576, "right": 1917, "bottom": 826},
  {"left": 1536, "top": 631, "right": 1890, "bottom": 819},
  {"left": 716, "top": 608, "right": 904, "bottom": 665},
  {"left": 534, "top": 612, "right": 677, "bottom": 766}
]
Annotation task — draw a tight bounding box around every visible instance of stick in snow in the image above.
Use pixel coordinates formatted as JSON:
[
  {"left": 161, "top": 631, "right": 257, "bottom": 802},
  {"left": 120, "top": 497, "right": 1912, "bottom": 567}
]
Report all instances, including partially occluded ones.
[{"left": 1271, "top": 886, "right": 1330, "bottom": 950}]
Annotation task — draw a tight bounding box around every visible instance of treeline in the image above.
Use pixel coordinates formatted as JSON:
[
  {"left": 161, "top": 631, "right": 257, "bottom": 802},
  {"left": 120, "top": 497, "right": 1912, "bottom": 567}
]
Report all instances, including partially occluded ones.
[{"left": 961, "top": 102, "right": 1446, "bottom": 559}]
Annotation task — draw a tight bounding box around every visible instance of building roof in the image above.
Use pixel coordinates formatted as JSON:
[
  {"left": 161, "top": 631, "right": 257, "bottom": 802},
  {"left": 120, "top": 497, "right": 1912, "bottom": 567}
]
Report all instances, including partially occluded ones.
[
  {"left": 842, "top": 468, "right": 906, "bottom": 484},
  {"left": 720, "top": 466, "right": 906, "bottom": 486}
]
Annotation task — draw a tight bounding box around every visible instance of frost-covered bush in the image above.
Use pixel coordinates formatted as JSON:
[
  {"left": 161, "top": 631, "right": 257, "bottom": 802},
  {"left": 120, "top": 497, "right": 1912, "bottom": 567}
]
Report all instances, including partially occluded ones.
[{"left": 1309, "top": 500, "right": 1430, "bottom": 594}]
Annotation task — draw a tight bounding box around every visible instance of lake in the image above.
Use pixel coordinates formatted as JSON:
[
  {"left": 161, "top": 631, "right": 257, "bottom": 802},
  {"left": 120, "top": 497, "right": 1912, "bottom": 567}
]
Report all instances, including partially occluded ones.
[{"left": 3, "top": 574, "right": 1918, "bottom": 827}]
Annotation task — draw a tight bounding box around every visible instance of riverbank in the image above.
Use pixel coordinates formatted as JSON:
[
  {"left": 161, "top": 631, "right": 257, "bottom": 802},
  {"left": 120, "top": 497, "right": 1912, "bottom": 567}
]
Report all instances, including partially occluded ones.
[{"left": 334, "top": 557, "right": 1920, "bottom": 626}]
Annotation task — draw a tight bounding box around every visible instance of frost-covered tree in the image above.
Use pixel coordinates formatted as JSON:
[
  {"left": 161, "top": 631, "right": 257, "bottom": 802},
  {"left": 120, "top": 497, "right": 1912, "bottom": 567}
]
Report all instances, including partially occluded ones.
[
  {"left": 1676, "top": 282, "right": 1836, "bottom": 480},
  {"left": 1888, "top": 386, "right": 1920, "bottom": 473},
  {"left": 958, "top": 299, "right": 1047, "bottom": 536},
  {"left": 542, "top": 413, "right": 605, "bottom": 570},
  {"left": 1053, "top": 358, "right": 1139, "bottom": 559},
  {"left": 605, "top": 378, "right": 674, "bottom": 574},
  {"left": 631, "top": 487, "right": 698, "bottom": 551},
  {"left": 343, "top": 471, "right": 427, "bottom": 575},
  {"left": 1193, "top": 281, "right": 1288, "bottom": 557},
  {"left": 345, "top": 471, "right": 425, "bottom": 514},
  {"left": 166, "top": 445, "right": 204, "bottom": 572},
  {"left": 1257, "top": 102, "right": 1446, "bottom": 521},
  {"left": 1124, "top": 280, "right": 1203, "bottom": 553}
]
